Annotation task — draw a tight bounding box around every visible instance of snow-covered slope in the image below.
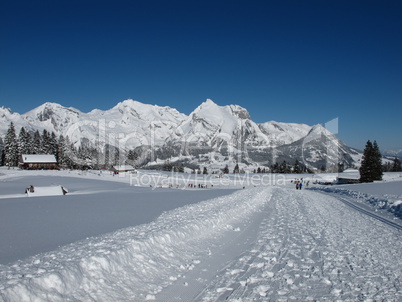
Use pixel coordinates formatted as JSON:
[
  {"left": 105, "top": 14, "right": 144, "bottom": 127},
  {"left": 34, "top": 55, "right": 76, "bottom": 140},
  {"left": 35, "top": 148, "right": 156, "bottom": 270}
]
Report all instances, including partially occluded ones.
[
  {"left": 171, "top": 99, "right": 309, "bottom": 149},
  {"left": 271, "top": 124, "right": 358, "bottom": 170},
  {"left": 259, "top": 121, "right": 311, "bottom": 146},
  {"left": 0, "top": 99, "right": 362, "bottom": 169}
]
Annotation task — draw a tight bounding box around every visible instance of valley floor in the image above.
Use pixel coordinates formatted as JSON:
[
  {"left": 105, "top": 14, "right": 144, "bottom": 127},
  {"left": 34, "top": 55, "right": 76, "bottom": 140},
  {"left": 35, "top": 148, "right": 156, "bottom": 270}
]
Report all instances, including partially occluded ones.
[{"left": 0, "top": 169, "right": 401, "bottom": 301}]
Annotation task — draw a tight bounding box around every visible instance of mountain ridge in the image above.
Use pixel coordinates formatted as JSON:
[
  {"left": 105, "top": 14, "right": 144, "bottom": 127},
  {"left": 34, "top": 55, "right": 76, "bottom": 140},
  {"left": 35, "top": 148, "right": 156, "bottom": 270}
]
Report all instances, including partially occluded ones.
[{"left": 0, "top": 99, "right": 360, "bottom": 170}]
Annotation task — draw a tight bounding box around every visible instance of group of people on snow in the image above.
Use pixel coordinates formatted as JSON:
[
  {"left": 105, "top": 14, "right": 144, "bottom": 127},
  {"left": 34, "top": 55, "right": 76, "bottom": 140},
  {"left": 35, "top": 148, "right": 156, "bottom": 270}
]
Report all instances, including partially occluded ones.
[
  {"left": 292, "top": 178, "right": 309, "bottom": 190},
  {"left": 188, "top": 183, "right": 211, "bottom": 189}
]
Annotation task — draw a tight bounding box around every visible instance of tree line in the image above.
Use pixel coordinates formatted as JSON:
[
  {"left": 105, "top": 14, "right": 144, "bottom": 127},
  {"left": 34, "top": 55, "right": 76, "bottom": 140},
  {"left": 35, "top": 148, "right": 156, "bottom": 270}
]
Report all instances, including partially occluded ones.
[
  {"left": 2, "top": 123, "right": 401, "bottom": 177},
  {"left": 1, "top": 122, "right": 121, "bottom": 169}
]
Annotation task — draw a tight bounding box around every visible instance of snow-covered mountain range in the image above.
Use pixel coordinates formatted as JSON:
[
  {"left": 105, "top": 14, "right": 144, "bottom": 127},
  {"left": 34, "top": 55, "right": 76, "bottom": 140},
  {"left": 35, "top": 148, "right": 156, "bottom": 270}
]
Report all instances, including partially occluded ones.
[{"left": 0, "top": 99, "right": 361, "bottom": 170}]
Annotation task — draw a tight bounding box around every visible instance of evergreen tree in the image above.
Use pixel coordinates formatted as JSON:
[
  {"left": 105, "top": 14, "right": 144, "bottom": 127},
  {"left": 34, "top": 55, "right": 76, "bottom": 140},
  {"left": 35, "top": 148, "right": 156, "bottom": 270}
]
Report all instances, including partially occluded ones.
[
  {"left": 177, "top": 163, "right": 184, "bottom": 173},
  {"left": 42, "top": 129, "right": 51, "bottom": 154},
  {"left": 127, "top": 150, "right": 138, "bottom": 161},
  {"left": 0, "top": 137, "right": 4, "bottom": 166},
  {"left": 18, "top": 127, "right": 30, "bottom": 155},
  {"left": 163, "top": 160, "right": 173, "bottom": 172},
  {"left": 1, "top": 149, "right": 5, "bottom": 166},
  {"left": 31, "top": 130, "right": 42, "bottom": 154},
  {"left": 392, "top": 157, "right": 402, "bottom": 172},
  {"left": 57, "top": 135, "right": 66, "bottom": 165},
  {"left": 62, "top": 136, "right": 77, "bottom": 168},
  {"left": 279, "top": 161, "right": 290, "bottom": 173},
  {"left": 359, "top": 140, "right": 383, "bottom": 182},
  {"left": 372, "top": 141, "right": 383, "bottom": 181},
  {"left": 359, "top": 140, "right": 373, "bottom": 182},
  {"left": 293, "top": 159, "right": 301, "bottom": 174},
  {"left": 222, "top": 164, "right": 229, "bottom": 174},
  {"left": 203, "top": 167, "right": 208, "bottom": 174},
  {"left": 4, "top": 122, "right": 19, "bottom": 166},
  {"left": 50, "top": 132, "right": 58, "bottom": 156},
  {"left": 127, "top": 149, "right": 139, "bottom": 167},
  {"left": 233, "top": 163, "right": 240, "bottom": 174}
]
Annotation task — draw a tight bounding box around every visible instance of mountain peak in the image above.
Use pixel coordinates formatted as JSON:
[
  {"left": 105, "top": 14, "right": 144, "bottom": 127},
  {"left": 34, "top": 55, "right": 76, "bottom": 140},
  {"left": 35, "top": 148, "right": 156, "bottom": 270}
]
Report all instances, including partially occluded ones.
[
  {"left": 226, "top": 104, "right": 251, "bottom": 120},
  {"left": 0, "top": 106, "right": 13, "bottom": 114},
  {"left": 204, "top": 98, "right": 216, "bottom": 105},
  {"left": 114, "top": 99, "right": 141, "bottom": 109},
  {"left": 196, "top": 99, "right": 219, "bottom": 110},
  {"left": 307, "top": 124, "right": 333, "bottom": 137}
]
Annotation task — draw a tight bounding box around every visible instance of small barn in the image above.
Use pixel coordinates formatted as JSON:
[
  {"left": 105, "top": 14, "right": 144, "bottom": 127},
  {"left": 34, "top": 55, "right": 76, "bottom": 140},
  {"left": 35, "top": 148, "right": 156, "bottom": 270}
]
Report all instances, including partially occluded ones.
[
  {"left": 20, "top": 154, "right": 58, "bottom": 170},
  {"left": 111, "top": 165, "right": 136, "bottom": 174}
]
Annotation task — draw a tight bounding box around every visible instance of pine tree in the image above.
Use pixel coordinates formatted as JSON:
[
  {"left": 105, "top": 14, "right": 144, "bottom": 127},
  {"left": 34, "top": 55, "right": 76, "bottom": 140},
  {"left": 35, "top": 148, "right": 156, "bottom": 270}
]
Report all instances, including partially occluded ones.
[
  {"left": 372, "top": 141, "right": 383, "bottom": 181},
  {"left": 50, "top": 132, "right": 58, "bottom": 156},
  {"left": 57, "top": 135, "right": 66, "bottom": 165},
  {"left": 360, "top": 140, "right": 373, "bottom": 182},
  {"left": 233, "top": 163, "right": 240, "bottom": 174},
  {"left": 31, "top": 130, "right": 42, "bottom": 154},
  {"left": 203, "top": 167, "right": 208, "bottom": 174},
  {"left": 18, "top": 127, "right": 30, "bottom": 155},
  {"left": 1, "top": 149, "right": 5, "bottom": 166},
  {"left": 293, "top": 159, "right": 301, "bottom": 174},
  {"left": 359, "top": 140, "right": 382, "bottom": 182},
  {"left": 0, "top": 137, "right": 4, "bottom": 166},
  {"left": 42, "top": 129, "right": 52, "bottom": 154},
  {"left": 392, "top": 157, "right": 402, "bottom": 172},
  {"left": 4, "top": 122, "right": 19, "bottom": 166},
  {"left": 272, "top": 162, "right": 279, "bottom": 173},
  {"left": 279, "top": 161, "right": 290, "bottom": 173},
  {"left": 127, "top": 149, "right": 139, "bottom": 167},
  {"left": 223, "top": 164, "right": 229, "bottom": 174},
  {"left": 61, "top": 136, "right": 76, "bottom": 168}
]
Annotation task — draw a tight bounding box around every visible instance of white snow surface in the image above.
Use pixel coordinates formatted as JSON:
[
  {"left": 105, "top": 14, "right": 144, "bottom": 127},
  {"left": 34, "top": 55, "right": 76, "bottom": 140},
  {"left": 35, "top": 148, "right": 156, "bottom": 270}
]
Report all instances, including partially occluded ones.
[{"left": 0, "top": 169, "right": 402, "bottom": 301}]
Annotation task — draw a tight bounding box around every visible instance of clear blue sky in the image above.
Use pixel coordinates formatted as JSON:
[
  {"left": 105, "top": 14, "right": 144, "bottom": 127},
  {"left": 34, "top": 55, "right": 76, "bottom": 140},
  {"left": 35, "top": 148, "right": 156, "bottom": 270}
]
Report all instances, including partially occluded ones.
[{"left": 1, "top": 0, "right": 401, "bottom": 150}]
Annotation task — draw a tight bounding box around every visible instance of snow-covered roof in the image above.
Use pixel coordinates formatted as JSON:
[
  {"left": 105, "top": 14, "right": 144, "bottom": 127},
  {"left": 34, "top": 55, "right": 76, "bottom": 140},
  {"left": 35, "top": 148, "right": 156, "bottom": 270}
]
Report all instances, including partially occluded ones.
[
  {"left": 112, "top": 165, "right": 135, "bottom": 171},
  {"left": 21, "top": 154, "right": 57, "bottom": 163}
]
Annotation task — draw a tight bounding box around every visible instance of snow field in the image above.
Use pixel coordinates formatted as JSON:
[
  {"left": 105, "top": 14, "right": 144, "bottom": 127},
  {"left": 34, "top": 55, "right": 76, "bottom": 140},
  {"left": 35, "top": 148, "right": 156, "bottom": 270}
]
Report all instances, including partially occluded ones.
[
  {"left": 0, "top": 187, "right": 272, "bottom": 301},
  {"left": 1, "top": 168, "right": 402, "bottom": 301}
]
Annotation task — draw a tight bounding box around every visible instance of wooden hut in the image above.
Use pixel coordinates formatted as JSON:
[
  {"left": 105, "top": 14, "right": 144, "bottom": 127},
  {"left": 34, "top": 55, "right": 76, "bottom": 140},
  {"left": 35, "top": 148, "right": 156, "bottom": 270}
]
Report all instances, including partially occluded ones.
[
  {"left": 20, "top": 154, "right": 58, "bottom": 170},
  {"left": 111, "top": 165, "right": 136, "bottom": 174}
]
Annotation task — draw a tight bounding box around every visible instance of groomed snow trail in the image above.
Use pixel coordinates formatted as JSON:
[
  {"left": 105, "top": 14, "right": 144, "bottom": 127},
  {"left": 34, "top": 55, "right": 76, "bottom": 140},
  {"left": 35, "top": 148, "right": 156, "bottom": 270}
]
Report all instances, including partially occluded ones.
[
  {"left": 194, "top": 187, "right": 402, "bottom": 302},
  {"left": 0, "top": 187, "right": 271, "bottom": 301},
  {"left": 1, "top": 186, "right": 401, "bottom": 301}
]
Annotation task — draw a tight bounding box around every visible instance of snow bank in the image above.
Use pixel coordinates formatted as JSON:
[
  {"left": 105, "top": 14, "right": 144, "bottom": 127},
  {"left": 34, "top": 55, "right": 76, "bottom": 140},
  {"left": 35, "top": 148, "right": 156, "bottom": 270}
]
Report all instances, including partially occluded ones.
[
  {"left": 0, "top": 187, "right": 271, "bottom": 301},
  {"left": 312, "top": 181, "right": 402, "bottom": 219}
]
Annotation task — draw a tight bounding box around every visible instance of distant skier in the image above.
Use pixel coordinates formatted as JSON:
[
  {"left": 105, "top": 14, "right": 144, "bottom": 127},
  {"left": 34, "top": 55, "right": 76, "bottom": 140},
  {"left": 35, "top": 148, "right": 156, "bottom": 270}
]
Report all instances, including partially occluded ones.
[{"left": 299, "top": 182, "right": 302, "bottom": 190}]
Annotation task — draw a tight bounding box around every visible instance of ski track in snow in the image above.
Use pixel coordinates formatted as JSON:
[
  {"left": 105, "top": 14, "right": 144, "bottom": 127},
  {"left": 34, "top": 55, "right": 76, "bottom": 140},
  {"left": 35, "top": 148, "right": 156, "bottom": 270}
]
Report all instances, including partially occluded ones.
[
  {"left": 0, "top": 186, "right": 401, "bottom": 301},
  {"left": 196, "top": 188, "right": 402, "bottom": 302}
]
